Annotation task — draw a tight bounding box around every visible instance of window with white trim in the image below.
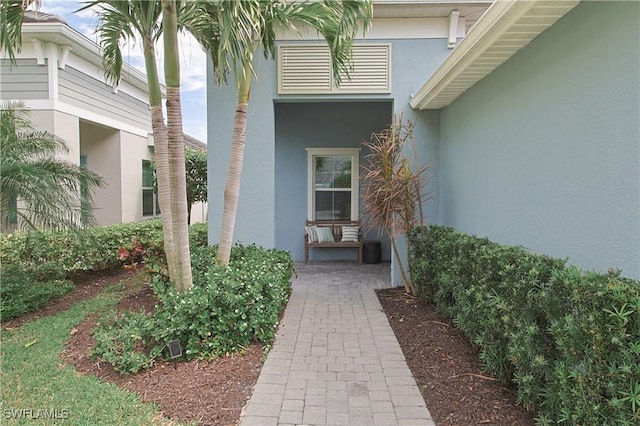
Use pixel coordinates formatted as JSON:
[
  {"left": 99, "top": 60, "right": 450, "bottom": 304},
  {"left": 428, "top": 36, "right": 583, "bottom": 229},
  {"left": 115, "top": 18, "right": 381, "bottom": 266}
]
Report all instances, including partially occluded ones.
[
  {"left": 142, "top": 160, "right": 159, "bottom": 217},
  {"left": 80, "top": 155, "right": 90, "bottom": 225},
  {"left": 307, "top": 148, "right": 360, "bottom": 221}
]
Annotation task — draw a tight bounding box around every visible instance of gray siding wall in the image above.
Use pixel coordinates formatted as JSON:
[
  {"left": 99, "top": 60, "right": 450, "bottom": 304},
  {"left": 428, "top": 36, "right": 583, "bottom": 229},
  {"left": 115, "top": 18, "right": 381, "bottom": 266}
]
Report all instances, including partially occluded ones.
[
  {"left": 59, "top": 66, "right": 150, "bottom": 130},
  {"left": 437, "top": 1, "right": 640, "bottom": 278},
  {"left": 0, "top": 59, "right": 48, "bottom": 99}
]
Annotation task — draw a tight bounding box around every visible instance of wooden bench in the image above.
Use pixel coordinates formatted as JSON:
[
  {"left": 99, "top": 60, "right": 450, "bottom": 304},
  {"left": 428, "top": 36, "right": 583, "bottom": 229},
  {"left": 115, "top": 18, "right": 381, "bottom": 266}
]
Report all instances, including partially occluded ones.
[{"left": 304, "top": 220, "right": 363, "bottom": 264}]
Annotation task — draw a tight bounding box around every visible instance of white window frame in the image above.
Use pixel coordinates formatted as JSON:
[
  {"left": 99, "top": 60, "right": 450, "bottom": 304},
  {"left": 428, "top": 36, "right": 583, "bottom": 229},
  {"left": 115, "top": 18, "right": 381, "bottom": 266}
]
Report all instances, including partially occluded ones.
[
  {"left": 142, "top": 159, "right": 159, "bottom": 217},
  {"left": 306, "top": 148, "right": 361, "bottom": 221}
]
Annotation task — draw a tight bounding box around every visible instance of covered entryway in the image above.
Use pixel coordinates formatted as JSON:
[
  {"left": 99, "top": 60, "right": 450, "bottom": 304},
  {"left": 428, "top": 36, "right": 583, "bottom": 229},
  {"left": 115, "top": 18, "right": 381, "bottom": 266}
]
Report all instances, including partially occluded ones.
[{"left": 274, "top": 101, "right": 393, "bottom": 262}]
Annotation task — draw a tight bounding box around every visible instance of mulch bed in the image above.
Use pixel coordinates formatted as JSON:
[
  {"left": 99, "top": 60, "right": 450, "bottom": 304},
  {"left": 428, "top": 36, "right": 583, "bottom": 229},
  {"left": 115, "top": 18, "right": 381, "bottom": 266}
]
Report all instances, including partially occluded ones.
[
  {"left": 59, "top": 274, "right": 264, "bottom": 426},
  {"left": 5, "top": 267, "right": 539, "bottom": 425},
  {"left": 377, "top": 287, "right": 536, "bottom": 426}
]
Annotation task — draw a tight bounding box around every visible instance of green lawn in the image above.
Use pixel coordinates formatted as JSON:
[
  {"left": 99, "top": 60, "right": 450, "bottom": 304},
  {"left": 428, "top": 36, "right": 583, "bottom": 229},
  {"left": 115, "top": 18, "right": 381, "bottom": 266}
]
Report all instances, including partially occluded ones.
[{"left": 1, "top": 278, "right": 180, "bottom": 425}]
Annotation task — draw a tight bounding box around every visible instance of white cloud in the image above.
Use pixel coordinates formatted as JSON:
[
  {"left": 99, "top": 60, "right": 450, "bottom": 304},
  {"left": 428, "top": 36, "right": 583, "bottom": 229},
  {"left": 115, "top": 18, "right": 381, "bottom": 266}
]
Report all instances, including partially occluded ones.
[
  {"left": 154, "top": 32, "right": 208, "bottom": 93},
  {"left": 39, "top": 0, "right": 80, "bottom": 19}
]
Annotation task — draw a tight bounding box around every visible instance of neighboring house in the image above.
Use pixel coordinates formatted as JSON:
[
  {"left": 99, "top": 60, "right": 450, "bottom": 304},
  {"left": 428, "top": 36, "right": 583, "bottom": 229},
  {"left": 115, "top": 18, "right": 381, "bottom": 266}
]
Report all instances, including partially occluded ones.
[
  {"left": 183, "top": 134, "right": 208, "bottom": 224},
  {"left": 1, "top": 12, "right": 207, "bottom": 227},
  {"left": 207, "top": 0, "right": 639, "bottom": 281}
]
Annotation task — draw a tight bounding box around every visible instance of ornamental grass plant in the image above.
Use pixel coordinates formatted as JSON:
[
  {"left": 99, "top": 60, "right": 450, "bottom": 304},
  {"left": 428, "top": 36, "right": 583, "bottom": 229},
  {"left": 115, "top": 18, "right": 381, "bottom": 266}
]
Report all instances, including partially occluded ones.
[{"left": 360, "top": 116, "right": 429, "bottom": 295}]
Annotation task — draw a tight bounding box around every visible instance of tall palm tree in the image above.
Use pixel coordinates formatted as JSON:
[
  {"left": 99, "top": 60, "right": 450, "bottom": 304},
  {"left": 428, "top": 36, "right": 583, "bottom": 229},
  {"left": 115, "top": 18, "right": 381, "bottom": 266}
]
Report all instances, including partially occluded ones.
[
  {"left": 82, "top": 0, "right": 218, "bottom": 291},
  {"left": 83, "top": 0, "right": 181, "bottom": 284},
  {"left": 0, "top": 101, "right": 104, "bottom": 231},
  {"left": 210, "top": 0, "right": 374, "bottom": 266},
  {"left": 161, "top": 0, "right": 191, "bottom": 291}
]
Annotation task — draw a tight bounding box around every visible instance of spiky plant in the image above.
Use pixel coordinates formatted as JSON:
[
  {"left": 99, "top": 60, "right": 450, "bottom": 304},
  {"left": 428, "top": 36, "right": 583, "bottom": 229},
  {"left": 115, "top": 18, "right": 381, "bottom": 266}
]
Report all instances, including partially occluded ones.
[{"left": 361, "top": 117, "right": 429, "bottom": 295}]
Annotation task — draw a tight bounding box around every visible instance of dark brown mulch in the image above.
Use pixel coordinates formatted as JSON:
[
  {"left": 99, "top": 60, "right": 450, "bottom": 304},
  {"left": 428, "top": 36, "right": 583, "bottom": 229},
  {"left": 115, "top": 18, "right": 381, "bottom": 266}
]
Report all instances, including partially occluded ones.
[
  {"left": 60, "top": 273, "right": 263, "bottom": 426},
  {"left": 377, "top": 287, "right": 536, "bottom": 426},
  {"left": 7, "top": 266, "right": 539, "bottom": 425}
]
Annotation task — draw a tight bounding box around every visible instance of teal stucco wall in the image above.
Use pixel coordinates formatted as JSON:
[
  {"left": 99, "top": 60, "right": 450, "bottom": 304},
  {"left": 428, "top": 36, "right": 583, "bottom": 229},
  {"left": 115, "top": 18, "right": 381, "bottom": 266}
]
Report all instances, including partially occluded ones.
[
  {"left": 437, "top": 1, "right": 640, "bottom": 278},
  {"left": 207, "top": 53, "right": 278, "bottom": 249}
]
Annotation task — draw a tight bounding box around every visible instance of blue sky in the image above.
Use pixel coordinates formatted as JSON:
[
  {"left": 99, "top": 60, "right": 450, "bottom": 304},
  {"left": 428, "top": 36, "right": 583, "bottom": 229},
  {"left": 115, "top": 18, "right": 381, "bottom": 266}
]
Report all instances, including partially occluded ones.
[{"left": 40, "top": 0, "right": 208, "bottom": 142}]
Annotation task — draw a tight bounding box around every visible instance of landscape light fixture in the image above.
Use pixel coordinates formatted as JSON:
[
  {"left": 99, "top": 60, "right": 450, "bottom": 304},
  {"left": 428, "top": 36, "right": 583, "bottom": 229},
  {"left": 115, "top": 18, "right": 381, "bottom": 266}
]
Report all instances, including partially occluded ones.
[{"left": 168, "top": 339, "right": 182, "bottom": 370}]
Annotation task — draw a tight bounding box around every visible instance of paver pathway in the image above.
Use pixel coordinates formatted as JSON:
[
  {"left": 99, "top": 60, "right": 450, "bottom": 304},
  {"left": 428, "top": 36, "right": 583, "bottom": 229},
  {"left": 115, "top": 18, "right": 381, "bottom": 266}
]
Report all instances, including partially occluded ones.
[{"left": 240, "top": 262, "right": 435, "bottom": 426}]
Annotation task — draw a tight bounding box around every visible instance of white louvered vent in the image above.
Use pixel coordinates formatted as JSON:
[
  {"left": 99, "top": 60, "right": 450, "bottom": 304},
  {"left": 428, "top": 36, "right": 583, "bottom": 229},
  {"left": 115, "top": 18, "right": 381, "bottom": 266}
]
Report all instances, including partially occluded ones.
[
  {"left": 278, "top": 44, "right": 390, "bottom": 94},
  {"left": 279, "top": 45, "right": 331, "bottom": 93},
  {"left": 337, "top": 45, "right": 389, "bottom": 92}
]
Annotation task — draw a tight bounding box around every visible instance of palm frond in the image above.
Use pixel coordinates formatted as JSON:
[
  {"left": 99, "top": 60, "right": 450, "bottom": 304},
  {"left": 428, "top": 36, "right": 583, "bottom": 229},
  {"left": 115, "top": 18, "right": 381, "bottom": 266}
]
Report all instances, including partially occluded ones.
[
  {"left": 207, "top": 0, "right": 372, "bottom": 88},
  {"left": 178, "top": 1, "right": 222, "bottom": 71},
  {"left": 0, "top": 0, "right": 40, "bottom": 63},
  {"left": 79, "top": 1, "right": 160, "bottom": 86},
  {"left": 210, "top": 0, "right": 263, "bottom": 85},
  {"left": 0, "top": 102, "right": 104, "bottom": 231}
]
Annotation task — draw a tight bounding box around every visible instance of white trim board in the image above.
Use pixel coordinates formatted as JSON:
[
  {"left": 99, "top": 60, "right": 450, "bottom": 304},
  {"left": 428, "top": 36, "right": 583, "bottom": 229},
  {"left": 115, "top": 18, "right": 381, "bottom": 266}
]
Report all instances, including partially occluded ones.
[
  {"left": 24, "top": 99, "right": 150, "bottom": 137},
  {"left": 277, "top": 17, "right": 465, "bottom": 41},
  {"left": 410, "top": 0, "right": 580, "bottom": 110}
]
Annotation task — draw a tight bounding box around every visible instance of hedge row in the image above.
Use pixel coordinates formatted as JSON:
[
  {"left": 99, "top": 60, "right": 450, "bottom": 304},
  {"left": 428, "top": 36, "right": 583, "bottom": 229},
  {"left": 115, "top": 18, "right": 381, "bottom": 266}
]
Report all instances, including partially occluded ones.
[
  {"left": 409, "top": 226, "right": 640, "bottom": 425},
  {"left": 0, "top": 221, "right": 208, "bottom": 320},
  {"left": 1, "top": 220, "right": 163, "bottom": 273}
]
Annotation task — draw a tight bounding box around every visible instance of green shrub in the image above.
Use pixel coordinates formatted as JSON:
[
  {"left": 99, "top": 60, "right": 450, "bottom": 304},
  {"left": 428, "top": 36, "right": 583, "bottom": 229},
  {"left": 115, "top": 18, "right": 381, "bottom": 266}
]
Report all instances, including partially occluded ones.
[
  {"left": 90, "top": 310, "right": 159, "bottom": 374},
  {"left": 188, "top": 222, "right": 209, "bottom": 248},
  {"left": 0, "top": 221, "right": 210, "bottom": 323},
  {"left": 409, "top": 225, "right": 640, "bottom": 425},
  {"left": 91, "top": 244, "right": 293, "bottom": 374},
  {"left": 0, "top": 220, "right": 167, "bottom": 321},
  {"left": 0, "top": 220, "right": 164, "bottom": 273},
  {"left": 0, "top": 264, "right": 74, "bottom": 321}
]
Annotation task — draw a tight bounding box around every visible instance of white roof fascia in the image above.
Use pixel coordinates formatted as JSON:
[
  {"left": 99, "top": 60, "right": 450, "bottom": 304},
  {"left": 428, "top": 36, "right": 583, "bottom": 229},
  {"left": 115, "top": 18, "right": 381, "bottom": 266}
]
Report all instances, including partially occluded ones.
[
  {"left": 409, "top": 0, "right": 580, "bottom": 110},
  {"left": 20, "top": 22, "right": 151, "bottom": 94}
]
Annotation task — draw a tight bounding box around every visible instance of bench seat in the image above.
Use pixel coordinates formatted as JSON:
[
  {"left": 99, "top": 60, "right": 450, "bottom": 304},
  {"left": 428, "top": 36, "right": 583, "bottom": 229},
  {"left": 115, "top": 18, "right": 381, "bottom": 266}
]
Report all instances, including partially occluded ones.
[{"left": 304, "top": 220, "right": 363, "bottom": 264}]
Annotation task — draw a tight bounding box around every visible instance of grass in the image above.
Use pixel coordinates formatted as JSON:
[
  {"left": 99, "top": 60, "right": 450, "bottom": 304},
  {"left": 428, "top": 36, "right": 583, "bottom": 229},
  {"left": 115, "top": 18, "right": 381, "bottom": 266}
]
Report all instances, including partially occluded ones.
[{"left": 0, "top": 274, "right": 180, "bottom": 425}]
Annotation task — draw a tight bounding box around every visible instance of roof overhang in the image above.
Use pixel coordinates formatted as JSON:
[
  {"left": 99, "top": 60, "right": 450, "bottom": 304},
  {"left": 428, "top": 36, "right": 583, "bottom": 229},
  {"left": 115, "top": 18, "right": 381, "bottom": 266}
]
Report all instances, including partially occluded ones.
[
  {"left": 18, "top": 22, "right": 152, "bottom": 94},
  {"left": 374, "top": 0, "right": 492, "bottom": 21},
  {"left": 410, "top": 0, "right": 580, "bottom": 110}
]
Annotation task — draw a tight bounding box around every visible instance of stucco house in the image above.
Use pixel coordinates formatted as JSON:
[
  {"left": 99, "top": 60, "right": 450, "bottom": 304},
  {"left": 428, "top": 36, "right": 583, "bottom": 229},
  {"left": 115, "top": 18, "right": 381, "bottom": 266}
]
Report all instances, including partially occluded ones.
[
  {"left": 207, "top": 0, "right": 639, "bottom": 281},
  {"left": 1, "top": 11, "right": 207, "bottom": 227}
]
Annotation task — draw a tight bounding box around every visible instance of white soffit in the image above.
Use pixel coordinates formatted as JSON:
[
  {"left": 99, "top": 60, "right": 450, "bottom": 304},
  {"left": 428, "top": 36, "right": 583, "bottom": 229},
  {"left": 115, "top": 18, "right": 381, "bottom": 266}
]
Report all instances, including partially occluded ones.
[
  {"left": 277, "top": 1, "right": 492, "bottom": 40},
  {"left": 410, "top": 0, "right": 580, "bottom": 110},
  {"left": 19, "top": 23, "right": 150, "bottom": 94}
]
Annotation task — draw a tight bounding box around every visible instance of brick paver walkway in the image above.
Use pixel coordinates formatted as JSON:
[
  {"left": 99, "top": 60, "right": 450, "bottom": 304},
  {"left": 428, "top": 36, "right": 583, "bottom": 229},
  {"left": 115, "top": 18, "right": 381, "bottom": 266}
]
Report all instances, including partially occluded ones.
[{"left": 239, "top": 262, "right": 435, "bottom": 426}]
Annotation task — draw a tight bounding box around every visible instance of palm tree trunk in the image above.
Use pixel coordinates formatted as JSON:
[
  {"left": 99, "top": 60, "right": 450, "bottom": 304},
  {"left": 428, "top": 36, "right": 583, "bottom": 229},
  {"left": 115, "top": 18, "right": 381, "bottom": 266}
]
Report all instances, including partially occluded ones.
[
  {"left": 143, "top": 38, "right": 177, "bottom": 282},
  {"left": 216, "top": 63, "right": 252, "bottom": 267},
  {"left": 150, "top": 106, "right": 177, "bottom": 277},
  {"left": 166, "top": 88, "right": 192, "bottom": 292},
  {"left": 163, "top": 0, "right": 192, "bottom": 292}
]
